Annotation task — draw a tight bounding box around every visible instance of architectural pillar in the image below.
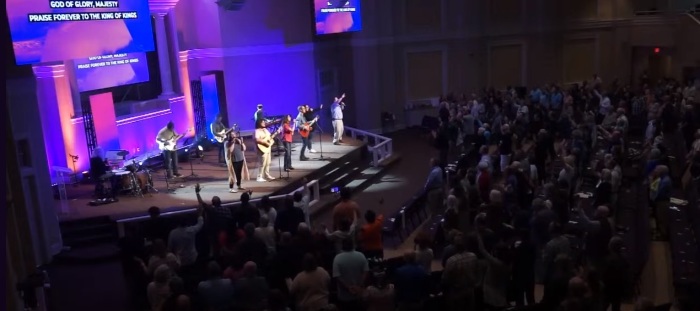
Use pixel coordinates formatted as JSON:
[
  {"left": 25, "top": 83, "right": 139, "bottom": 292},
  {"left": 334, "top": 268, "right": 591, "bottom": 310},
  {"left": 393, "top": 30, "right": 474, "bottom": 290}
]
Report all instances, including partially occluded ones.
[
  {"left": 153, "top": 12, "right": 175, "bottom": 97},
  {"left": 33, "top": 64, "right": 79, "bottom": 171},
  {"left": 167, "top": 7, "right": 183, "bottom": 94},
  {"left": 179, "top": 51, "right": 196, "bottom": 129}
]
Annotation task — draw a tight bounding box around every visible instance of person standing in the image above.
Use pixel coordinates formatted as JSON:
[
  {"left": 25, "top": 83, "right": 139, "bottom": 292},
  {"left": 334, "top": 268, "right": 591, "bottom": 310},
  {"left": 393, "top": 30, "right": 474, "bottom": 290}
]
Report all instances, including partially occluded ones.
[
  {"left": 282, "top": 115, "right": 295, "bottom": 171},
  {"left": 296, "top": 106, "right": 311, "bottom": 161},
  {"left": 156, "top": 121, "right": 186, "bottom": 179},
  {"left": 303, "top": 104, "right": 323, "bottom": 153},
  {"left": 210, "top": 114, "right": 228, "bottom": 163},
  {"left": 330, "top": 93, "right": 346, "bottom": 145},
  {"left": 424, "top": 158, "right": 444, "bottom": 216},
  {"left": 255, "top": 119, "right": 277, "bottom": 182},
  {"left": 332, "top": 239, "right": 369, "bottom": 311},
  {"left": 225, "top": 131, "right": 249, "bottom": 192},
  {"left": 253, "top": 104, "right": 265, "bottom": 123}
]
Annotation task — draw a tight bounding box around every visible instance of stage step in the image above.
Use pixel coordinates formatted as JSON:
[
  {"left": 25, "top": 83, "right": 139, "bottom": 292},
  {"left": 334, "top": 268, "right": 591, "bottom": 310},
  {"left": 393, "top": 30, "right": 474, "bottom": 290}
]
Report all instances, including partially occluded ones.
[
  {"left": 319, "top": 161, "right": 367, "bottom": 193},
  {"left": 318, "top": 160, "right": 354, "bottom": 190},
  {"left": 311, "top": 154, "right": 402, "bottom": 221},
  {"left": 53, "top": 244, "right": 121, "bottom": 264},
  {"left": 59, "top": 216, "right": 118, "bottom": 249}
]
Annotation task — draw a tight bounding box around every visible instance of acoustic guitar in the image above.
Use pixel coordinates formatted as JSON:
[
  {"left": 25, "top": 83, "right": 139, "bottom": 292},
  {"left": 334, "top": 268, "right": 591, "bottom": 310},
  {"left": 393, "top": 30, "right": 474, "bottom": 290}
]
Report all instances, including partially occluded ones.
[
  {"left": 299, "top": 117, "right": 319, "bottom": 138},
  {"left": 256, "top": 128, "right": 282, "bottom": 154},
  {"left": 157, "top": 128, "right": 193, "bottom": 151}
]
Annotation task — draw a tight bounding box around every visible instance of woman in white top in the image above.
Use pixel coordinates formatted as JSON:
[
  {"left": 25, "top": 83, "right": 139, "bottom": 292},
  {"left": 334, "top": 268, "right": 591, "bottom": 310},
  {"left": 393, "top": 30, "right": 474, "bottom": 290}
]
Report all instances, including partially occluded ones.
[
  {"left": 254, "top": 216, "right": 276, "bottom": 255},
  {"left": 258, "top": 196, "right": 277, "bottom": 227}
]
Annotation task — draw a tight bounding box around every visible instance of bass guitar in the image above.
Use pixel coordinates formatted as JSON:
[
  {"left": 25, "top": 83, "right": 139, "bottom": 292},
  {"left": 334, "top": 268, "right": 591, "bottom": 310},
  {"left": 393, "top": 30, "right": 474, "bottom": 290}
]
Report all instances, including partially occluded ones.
[
  {"left": 157, "top": 128, "right": 193, "bottom": 151},
  {"left": 213, "top": 125, "right": 238, "bottom": 143},
  {"left": 256, "top": 127, "right": 282, "bottom": 154},
  {"left": 299, "top": 117, "right": 319, "bottom": 138}
]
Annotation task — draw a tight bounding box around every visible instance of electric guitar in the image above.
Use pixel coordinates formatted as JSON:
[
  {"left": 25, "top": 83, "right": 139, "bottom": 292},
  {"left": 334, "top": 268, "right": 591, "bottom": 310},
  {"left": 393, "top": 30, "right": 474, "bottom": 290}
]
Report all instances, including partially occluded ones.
[
  {"left": 213, "top": 125, "right": 238, "bottom": 143},
  {"left": 157, "top": 128, "right": 193, "bottom": 151},
  {"left": 256, "top": 127, "right": 282, "bottom": 154},
  {"left": 299, "top": 117, "right": 319, "bottom": 138}
]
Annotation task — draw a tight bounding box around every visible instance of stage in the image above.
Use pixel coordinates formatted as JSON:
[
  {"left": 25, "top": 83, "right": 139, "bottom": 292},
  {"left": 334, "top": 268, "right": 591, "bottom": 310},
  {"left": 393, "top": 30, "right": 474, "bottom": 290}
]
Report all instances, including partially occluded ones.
[{"left": 56, "top": 134, "right": 365, "bottom": 222}]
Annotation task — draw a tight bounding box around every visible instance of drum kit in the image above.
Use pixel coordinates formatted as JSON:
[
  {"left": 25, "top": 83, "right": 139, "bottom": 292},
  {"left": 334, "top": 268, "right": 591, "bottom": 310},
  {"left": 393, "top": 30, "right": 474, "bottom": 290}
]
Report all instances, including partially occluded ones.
[{"left": 107, "top": 157, "right": 158, "bottom": 197}]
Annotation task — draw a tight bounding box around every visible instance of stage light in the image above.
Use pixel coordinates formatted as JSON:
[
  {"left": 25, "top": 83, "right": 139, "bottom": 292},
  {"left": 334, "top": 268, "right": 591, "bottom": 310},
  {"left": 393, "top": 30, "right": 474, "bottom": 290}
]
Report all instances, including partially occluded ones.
[
  {"left": 139, "top": 161, "right": 143, "bottom": 166},
  {"left": 198, "top": 145, "right": 204, "bottom": 151},
  {"left": 654, "top": 47, "right": 660, "bottom": 54},
  {"left": 185, "top": 148, "right": 189, "bottom": 152}
]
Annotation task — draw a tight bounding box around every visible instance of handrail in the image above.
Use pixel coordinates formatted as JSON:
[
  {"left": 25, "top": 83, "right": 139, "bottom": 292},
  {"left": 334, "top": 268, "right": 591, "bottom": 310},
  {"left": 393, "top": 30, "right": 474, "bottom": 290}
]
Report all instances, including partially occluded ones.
[
  {"left": 344, "top": 126, "right": 393, "bottom": 167},
  {"left": 686, "top": 12, "right": 700, "bottom": 25},
  {"left": 115, "top": 179, "right": 321, "bottom": 237}
]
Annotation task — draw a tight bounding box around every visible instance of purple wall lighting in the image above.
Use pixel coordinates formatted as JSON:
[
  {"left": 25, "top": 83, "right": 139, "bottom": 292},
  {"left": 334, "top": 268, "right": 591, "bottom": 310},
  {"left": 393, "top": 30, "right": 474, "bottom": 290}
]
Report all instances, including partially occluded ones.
[
  {"left": 218, "top": 50, "right": 318, "bottom": 131},
  {"left": 67, "top": 96, "right": 193, "bottom": 172},
  {"left": 201, "top": 73, "right": 220, "bottom": 141}
]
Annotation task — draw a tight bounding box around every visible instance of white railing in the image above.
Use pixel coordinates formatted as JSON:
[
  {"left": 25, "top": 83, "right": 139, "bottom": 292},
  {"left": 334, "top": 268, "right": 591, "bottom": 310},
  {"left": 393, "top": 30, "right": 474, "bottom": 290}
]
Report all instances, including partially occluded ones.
[
  {"left": 686, "top": 12, "right": 700, "bottom": 25},
  {"left": 116, "top": 179, "right": 321, "bottom": 237},
  {"left": 344, "top": 126, "right": 393, "bottom": 167}
]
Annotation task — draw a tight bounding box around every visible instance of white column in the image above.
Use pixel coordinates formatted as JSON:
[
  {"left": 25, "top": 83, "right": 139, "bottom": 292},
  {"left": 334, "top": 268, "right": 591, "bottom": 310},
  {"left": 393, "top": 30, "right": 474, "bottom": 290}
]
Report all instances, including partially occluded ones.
[
  {"left": 153, "top": 12, "right": 175, "bottom": 97},
  {"left": 166, "top": 8, "right": 182, "bottom": 94}
]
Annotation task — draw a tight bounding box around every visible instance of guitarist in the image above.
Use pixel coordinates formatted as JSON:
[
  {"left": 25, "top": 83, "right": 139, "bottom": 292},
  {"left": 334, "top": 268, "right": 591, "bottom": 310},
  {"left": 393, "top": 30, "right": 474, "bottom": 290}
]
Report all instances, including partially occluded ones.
[
  {"left": 156, "top": 121, "right": 183, "bottom": 179},
  {"left": 296, "top": 106, "right": 312, "bottom": 161},
  {"left": 210, "top": 114, "right": 228, "bottom": 163},
  {"left": 303, "top": 104, "right": 323, "bottom": 153},
  {"left": 255, "top": 119, "right": 278, "bottom": 182}
]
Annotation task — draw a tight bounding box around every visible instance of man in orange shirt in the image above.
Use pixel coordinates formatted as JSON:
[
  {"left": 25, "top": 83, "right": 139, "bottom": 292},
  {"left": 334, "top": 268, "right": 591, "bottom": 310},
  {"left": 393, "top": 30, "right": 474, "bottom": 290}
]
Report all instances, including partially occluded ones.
[
  {"left": 359, "top": 210, "right": 384, "bottom": 259},
  {"left": 332, "top": 187, "right": 360, "bottom": 230}
]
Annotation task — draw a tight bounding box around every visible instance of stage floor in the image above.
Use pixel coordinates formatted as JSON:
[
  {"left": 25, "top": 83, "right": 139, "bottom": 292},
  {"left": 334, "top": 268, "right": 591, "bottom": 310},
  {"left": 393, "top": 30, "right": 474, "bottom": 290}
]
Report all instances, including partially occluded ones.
[{"left": 56, "top": 134, "right": 363, "bottom": 222}]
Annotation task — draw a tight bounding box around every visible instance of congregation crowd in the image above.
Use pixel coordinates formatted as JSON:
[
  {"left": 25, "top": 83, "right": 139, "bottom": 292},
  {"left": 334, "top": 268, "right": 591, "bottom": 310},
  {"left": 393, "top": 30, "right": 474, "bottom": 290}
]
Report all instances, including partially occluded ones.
[{"left": 119, "top": 74, "right": 700, "bottom": 311}]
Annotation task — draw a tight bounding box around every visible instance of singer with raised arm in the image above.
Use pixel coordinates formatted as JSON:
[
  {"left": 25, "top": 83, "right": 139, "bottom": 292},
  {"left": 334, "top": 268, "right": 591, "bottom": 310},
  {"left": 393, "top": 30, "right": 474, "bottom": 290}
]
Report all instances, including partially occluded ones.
[
  {"left": 156, "top": 121, "right": 187, "bottom": 179},
  {"left": 210, "top": 114, "right": 228, "bottom": 163},
  {"left": 255, "top": 119, "right": 279, "bottom": 182},
  {"left": 330, "top": 93, "right": 346, "bottom": 145}
]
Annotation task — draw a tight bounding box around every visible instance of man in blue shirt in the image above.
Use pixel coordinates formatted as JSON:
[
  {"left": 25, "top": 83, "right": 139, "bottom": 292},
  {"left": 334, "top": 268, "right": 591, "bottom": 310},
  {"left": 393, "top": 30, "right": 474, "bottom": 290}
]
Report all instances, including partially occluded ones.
[
  {"left": 394, "top": 252, "right": 430, "bottom": 310},
  {"left": 650, "top": 165, "right": 672, "bottom": 240},
  {"left": 425, "top": 158, "right": 444, "bottom": 216},
  {"left": 330, "top": 93, "right": 346, "bottom": 145}
]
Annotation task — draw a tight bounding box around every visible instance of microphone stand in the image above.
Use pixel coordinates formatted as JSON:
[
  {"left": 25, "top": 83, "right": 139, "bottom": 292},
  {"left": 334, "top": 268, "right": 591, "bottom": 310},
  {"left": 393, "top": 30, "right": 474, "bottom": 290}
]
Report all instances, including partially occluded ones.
[
  {"left": 164, "top": 170, "right": 176, "bottom": 193},
  {"left": 185, "top": 149, "right": 199, "bottom": 180},
  {"left": 316, "top": 122, "right": 328, "bottom": 161}
]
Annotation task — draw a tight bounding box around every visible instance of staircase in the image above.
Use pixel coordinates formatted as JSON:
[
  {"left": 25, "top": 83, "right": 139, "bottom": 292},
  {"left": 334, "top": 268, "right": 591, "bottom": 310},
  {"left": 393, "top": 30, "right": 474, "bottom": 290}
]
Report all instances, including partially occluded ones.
[
  {"left": 310, "top": 154, "right": 401, "bottom": 221},
  {"left": 55, "top": 216, "right": 121, "bottom": 263}
]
